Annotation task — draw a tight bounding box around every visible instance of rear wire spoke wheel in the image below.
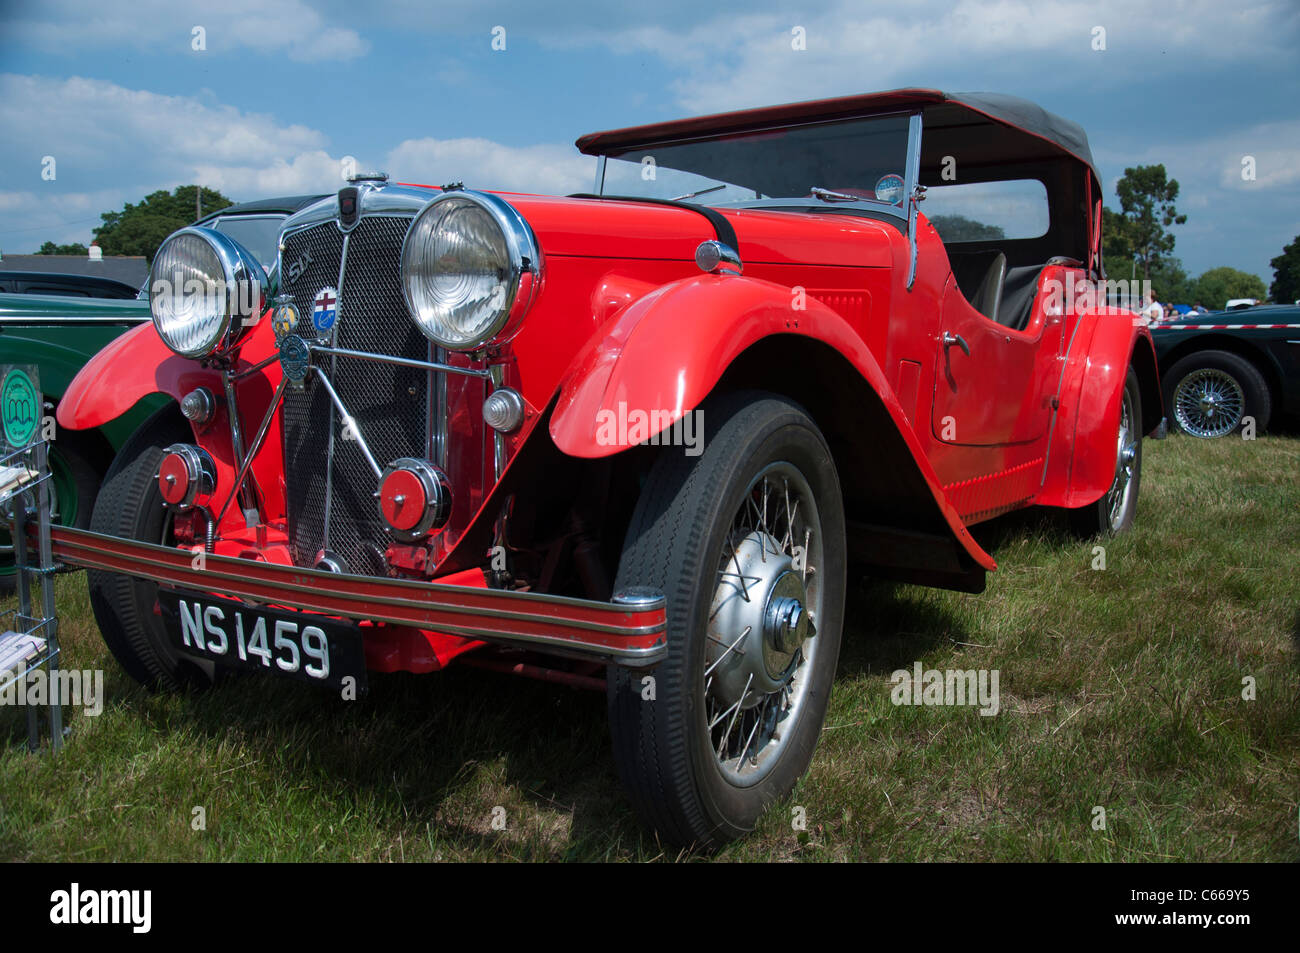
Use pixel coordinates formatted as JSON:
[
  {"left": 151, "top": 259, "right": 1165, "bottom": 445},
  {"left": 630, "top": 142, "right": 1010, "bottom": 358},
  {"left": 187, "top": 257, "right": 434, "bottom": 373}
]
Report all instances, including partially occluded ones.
[
  {"left": 1071, "top": 366, "right": 1142, "bottom": 537},
  {"left": 607, "top": 392, "right": 846, "bottom": 849},
  {"left": 1106, "top": 377, "right": 1139, "bottom": 529}
]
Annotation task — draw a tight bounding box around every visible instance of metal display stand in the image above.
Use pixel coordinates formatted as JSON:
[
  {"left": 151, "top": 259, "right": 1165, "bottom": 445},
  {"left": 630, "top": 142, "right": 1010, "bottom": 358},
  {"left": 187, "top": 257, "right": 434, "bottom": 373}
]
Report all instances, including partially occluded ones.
[{"left": 0, "top": 439, "right": 62, "bottom": 751}]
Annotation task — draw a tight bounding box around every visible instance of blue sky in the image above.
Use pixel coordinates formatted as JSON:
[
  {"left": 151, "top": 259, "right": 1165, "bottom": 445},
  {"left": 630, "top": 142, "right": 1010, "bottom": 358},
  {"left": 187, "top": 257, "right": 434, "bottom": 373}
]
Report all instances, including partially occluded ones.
[{"left": 1, "top": 0, "right": 1297, "bottom": 288}]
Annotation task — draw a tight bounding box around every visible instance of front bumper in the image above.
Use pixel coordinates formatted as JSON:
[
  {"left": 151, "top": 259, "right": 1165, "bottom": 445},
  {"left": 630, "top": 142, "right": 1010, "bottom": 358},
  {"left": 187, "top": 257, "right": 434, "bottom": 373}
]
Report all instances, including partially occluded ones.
[{"left": 51, "top": 526, "right": 667, "bottom": 668}]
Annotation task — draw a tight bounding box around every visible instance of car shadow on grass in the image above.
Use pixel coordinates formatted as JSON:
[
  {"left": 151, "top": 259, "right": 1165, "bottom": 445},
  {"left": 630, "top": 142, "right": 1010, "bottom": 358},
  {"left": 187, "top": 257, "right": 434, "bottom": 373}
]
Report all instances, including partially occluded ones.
[
  {"left": 136, "top": 508, "right": 1069, "bottom": 858},
  {"left": 8, "top": 503, "right": 1091, "bottom": 859},
  {"left": 124, "top": 658, "right": 657, "bottom": 859},
  {"left": 835, "top": 505, "right": 1077, "bottom": 681},
  {"left": 836, "top": 576, "right": 971, "bottom": 679}
]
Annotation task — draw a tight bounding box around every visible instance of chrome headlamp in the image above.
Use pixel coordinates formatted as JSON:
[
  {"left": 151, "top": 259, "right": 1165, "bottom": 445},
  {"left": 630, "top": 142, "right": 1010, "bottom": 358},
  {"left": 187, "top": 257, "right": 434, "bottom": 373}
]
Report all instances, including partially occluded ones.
[
  {"left": 400, "top": 190, "right": 541, "bottom": 351},
  {"left": 149, "top": 227, "right": 266, "bottom": 358}
]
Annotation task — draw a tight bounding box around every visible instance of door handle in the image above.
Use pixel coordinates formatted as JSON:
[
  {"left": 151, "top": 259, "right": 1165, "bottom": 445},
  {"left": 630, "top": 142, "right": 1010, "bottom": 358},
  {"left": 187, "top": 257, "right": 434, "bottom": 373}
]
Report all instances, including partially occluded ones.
[{"left": 942, "top": 332, "right": 971, "bottom": 357}]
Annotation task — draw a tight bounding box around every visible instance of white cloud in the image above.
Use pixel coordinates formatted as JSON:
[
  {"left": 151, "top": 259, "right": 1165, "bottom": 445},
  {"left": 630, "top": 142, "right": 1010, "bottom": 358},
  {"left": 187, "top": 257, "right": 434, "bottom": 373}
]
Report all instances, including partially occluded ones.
[
  {"left": 385, "top": 138, "right": 595, "bottom": 196},
  {"left": 3, "top": 0, "right": 368, "bottom": 62},
  {"left": 0, "top": 73, "right": 341, "bottom": 249},
  {"left": 0, "top": 74, "right": 328, "bottom": 175},
  {"left": 0, "top": 73, "right": 594, "bottom": 251},
  {"left": 1092, "top": 117, "right": 1300, "bottom": 279},
  {"left": 0, "top": 188, "right": 127, "bottom": 254},
  {"left": 546, "top": 0, "right": 1299, "bottom": 114}
]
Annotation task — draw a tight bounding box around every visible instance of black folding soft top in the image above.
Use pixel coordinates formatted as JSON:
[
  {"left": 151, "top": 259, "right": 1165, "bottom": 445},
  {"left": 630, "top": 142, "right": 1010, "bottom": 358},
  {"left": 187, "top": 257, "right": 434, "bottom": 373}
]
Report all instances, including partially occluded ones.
[{"left": 576, "top": 88, "right": 1099, "bottom": 188}]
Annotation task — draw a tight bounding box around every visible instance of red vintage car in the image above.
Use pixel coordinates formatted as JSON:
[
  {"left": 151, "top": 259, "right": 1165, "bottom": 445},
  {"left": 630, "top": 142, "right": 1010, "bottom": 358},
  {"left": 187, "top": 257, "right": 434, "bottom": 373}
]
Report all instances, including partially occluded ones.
[{"left": 54, "top": 88, "right": 1162, "bottom": 848}]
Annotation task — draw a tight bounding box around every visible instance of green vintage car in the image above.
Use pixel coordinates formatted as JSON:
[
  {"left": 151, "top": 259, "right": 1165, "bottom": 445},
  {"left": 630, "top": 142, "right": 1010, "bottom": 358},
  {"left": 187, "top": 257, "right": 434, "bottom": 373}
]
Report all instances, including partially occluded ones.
[
  {"left": 0, "top": 293, "right": 157, "bottom": 591},
  {"left": 0, "top": 194, "right": 325, "bottom": 591}
]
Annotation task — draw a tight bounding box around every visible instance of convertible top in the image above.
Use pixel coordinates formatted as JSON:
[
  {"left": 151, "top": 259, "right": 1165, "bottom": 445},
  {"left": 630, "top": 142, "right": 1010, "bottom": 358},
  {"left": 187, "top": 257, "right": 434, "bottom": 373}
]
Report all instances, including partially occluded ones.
[{"left": 576, "top": 88, "right": 1099, "bottom": 187}]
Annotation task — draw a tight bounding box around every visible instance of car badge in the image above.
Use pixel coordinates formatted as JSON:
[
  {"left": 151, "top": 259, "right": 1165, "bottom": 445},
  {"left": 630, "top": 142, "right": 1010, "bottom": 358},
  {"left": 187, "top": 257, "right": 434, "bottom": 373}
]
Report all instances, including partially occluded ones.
[
  {"left": 271, "top": 297, "right": 300, "bottom": 342},
  {"left": 311, "top": 286, "right": 338, "bottom": 335},
  {"left": 278, "top": 334, "right": 311, "bottom": 386},
  {"left": 285, "top": 248, "right": 312, "bottom": 285}
]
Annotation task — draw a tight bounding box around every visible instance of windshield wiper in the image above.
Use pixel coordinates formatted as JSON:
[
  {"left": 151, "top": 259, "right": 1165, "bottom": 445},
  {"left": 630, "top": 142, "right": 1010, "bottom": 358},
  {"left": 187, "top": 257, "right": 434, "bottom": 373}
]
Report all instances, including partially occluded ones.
[
  {"left": 669, "top": 184, "right": 727, "bottom": 202},
  {"left": 809, "top": 187, "right": 862, "bottom": 203}
]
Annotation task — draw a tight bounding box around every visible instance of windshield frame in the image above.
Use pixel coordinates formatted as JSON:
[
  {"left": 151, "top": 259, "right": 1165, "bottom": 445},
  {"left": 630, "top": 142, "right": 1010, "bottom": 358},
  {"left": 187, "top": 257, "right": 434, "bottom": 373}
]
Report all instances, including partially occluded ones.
[{"left": 592, "top": 109, "right": 922, "bottom": 225}]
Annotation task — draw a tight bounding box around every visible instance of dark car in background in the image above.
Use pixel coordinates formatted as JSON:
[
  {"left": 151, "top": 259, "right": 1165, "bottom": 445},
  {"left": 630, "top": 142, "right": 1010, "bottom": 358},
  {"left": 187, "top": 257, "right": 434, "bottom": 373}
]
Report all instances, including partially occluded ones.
[
  {"left": 1152, "top": 304, "right": 1300, "bottom": 437},
  {"left": 0, "top": 272, "right": 141, "bottom": 299},
  {"left": 190, "top": 195, "right": 326, "bottom": 276},
  {"left": 0, "top": 193, "right": 326, "bottom": 591}
]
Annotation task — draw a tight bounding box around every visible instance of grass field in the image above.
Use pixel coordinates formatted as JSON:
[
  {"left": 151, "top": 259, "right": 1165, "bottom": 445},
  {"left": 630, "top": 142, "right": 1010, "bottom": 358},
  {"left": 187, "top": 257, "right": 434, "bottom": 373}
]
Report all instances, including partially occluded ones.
[{"left": 1, "top": 431, "right": 1297, "bottom": 861}]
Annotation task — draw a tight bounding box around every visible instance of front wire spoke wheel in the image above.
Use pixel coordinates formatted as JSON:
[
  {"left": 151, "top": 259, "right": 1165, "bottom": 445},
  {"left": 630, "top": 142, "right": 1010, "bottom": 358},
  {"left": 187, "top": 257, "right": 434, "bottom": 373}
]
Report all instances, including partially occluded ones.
[
  {"left": 607, "top": 392, "right": 846, "bottom": 849},
  {"left": 706, "top": 465, "right": 821, "bottom": 785}
]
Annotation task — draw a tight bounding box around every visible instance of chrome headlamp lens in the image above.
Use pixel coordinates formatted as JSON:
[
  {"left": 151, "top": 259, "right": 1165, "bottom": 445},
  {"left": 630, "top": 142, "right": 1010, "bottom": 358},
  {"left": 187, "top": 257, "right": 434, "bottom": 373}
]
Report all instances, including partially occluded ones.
[
  {"left": 149, "top": 227, "right": 265, "bottom": 358},
  {"left": 400, "top": 191, "right": 541, "bottom": 351}
]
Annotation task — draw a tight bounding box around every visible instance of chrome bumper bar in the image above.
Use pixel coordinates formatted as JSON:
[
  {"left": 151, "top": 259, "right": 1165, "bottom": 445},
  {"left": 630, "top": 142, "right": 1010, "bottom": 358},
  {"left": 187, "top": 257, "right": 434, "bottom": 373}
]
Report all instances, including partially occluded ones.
[{"left": 50, "top": 527, "right": 667, "bottom": 668}]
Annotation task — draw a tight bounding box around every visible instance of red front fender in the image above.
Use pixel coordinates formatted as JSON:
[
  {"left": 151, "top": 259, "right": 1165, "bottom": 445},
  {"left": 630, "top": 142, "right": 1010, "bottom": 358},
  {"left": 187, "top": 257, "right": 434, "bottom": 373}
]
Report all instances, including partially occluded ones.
[
  {"left": 550, "top": 273, "right": 995, "bottom": 572},
  {"left": 56, "top": 322, "right": 201, "bottom": 431},
  {"left": 56, "top": 319, "right": 287, "bottom": 526}
]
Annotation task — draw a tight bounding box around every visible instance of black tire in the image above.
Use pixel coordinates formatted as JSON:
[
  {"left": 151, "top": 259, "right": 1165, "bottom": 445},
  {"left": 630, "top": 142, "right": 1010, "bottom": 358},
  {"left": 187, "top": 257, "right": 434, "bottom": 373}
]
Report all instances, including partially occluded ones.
[
  {"left": 1071, "top": 366, "right": 1142, "bottom": 537},
  {"left": 607, "top": 391, "right": 846, "bottom": 849},
  {"left": 87, "top": 404, "right": 214, "bottom": 691},
  {"left": 1163, "top": 349, "right": 1270, "bottom": 438},
  {"left": 0, "top": 429, "right": 105, "bottom": 596}
]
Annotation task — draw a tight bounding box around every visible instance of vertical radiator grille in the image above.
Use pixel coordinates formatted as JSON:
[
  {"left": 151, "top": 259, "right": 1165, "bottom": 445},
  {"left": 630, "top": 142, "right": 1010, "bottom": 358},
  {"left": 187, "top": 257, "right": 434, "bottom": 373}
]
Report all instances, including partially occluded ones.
[{"left": 278, "top": 215, "right": 430, "bottom": 575}]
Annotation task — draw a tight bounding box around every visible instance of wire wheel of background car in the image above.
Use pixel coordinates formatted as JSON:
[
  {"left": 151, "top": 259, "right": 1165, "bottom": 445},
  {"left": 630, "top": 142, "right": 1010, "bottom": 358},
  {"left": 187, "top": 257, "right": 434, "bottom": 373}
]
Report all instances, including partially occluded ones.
[
  {"left": 0, "top": 431, "right": 103, "bottom": 596},
  {"left": 607, "top": 391, "right": 846, "bottom": 849},
  {"left": 1163, "top": 350, "right": 1271, "bottom": 438},
  {"left": 87, "top": 404, "right": 216, "bottom": 691},
  {"left": 1071, "top": 367, "right": 1142, "bottom": 537}
]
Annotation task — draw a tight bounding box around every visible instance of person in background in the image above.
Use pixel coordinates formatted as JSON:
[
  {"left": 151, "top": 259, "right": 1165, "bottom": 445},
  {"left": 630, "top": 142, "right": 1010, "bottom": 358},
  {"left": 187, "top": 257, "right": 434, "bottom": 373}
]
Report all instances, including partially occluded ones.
[{"left": 1140, "top": 291, "right": 1164, "bottom": 326}]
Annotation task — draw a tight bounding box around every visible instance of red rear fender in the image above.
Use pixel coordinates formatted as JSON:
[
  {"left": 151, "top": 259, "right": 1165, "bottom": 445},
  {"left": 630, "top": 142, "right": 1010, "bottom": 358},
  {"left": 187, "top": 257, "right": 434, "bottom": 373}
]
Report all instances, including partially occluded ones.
[{"left": 1039, "top": 311, "right": 1160, "bottom": 509}]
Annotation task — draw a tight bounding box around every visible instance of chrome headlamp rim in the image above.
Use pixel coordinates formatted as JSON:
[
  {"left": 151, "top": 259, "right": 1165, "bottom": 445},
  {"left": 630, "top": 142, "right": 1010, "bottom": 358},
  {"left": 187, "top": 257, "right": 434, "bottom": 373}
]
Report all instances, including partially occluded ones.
[
  {"left": 149, "top": 226, "right": 266, "bottom": 359},
  {"left": 399, "top": 189, "right": 542, "bottom": 352}
]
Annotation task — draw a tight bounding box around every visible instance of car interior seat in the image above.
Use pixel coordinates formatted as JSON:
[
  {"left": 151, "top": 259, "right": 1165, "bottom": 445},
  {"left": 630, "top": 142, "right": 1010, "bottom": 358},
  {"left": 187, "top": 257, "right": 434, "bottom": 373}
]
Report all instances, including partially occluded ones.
[
  {"left": 996, "top": 266, "right": 1045, "bottom": 332},
  {"left": 950, "top": 249, "right": 1006, "bottom": 324}
]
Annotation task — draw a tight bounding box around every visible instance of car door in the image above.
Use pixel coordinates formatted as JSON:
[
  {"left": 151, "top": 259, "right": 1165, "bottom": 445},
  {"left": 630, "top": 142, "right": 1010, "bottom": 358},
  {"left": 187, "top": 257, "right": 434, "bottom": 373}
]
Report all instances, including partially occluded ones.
[{"left": 930, "top": 276, "right": 1057, "bottom": 448}]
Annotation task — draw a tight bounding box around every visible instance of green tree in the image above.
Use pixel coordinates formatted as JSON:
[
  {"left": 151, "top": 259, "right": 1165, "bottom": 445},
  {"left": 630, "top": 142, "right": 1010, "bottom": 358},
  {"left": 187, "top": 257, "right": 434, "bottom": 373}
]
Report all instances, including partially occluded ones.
[
  {"left": 1113, "top": 165, "right": 1186, "bottom": 281},
  {"left": 93, "top": 185, "right": 233, "bottom": 263},
  {"left": 1194, "top": 267, "right": 1267, "bottom": 310},
  {"left": 1269, "top": 234, "right": 1300, "bottom": 304},
  {"left": 36, "top": 240, "right": 90, "bottom": 255},
  {"left": 1101, "top": 205, "right": 1137, "bottom": 276},
  {"left": 929, "top": 215, "right": 1005, "bottom": 243},
  {"left": 1149, "top": 257, "right": 1194, "bottom": 303}
]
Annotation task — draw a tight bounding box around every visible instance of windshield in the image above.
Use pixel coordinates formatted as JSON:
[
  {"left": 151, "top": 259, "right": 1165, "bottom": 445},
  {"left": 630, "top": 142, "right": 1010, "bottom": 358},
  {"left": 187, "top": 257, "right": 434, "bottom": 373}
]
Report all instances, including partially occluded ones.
[
  {"left": 598, "top": 113, "right": 912, "bottom": 211},
  {"left": 210, "top": 214, "right": 286, "bottom": 271}
]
